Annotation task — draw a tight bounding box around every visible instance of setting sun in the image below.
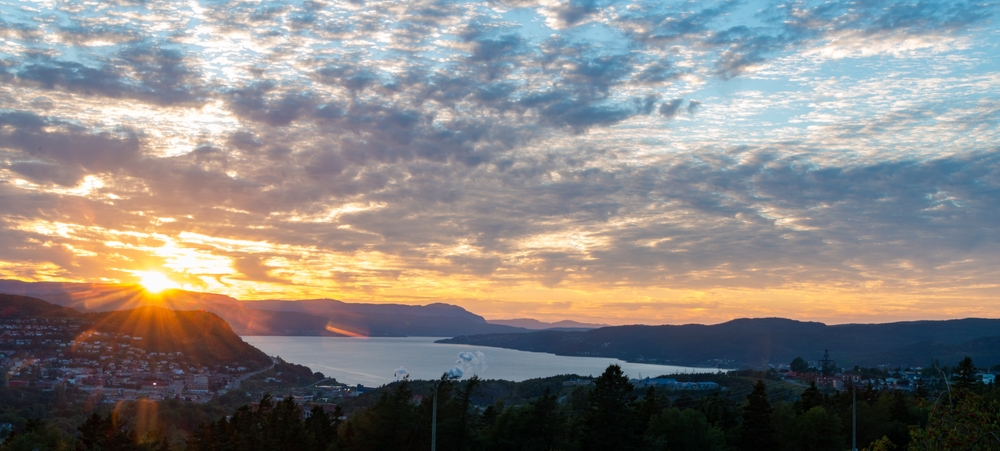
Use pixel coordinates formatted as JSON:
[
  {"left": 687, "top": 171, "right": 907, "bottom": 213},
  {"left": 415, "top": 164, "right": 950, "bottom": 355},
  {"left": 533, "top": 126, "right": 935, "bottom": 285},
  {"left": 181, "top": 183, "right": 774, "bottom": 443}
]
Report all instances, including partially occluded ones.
[{"left": 136, "top": 271, "right": 180, "bottom": 294}]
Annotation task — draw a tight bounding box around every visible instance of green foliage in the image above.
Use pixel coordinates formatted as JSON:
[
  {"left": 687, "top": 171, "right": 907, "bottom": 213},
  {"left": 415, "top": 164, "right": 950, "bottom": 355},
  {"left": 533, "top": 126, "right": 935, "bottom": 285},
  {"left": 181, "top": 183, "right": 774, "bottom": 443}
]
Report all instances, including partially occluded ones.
[
  {"left": 74, "top": 412, "right": 169, "bottom": 451},
  {"left": 580, "top": 364, "right": 640, "bottom": 451},
  {"left": 954, "top": 356, "right": 981, "bottom": 392},
  {"left": 645, "top": 407, "right": 726, "bottom": 451},
  {"left": 4, "top": 363, "right": 1000, "bottom": 451},
  {"left": 864, "top": 436, "right": 895, "bottom": 451},
  {"left": 338, "top": 381, "right": 419, "bottom": 450},
  {"left": 794, "top": 381, "right": 824, "bottom": 414},
  {"left": 790, "top": 356, "right": 810, "bottom": 373},
  {"left": 187, "top": 393, "right": 340, "bottom": 451},
  {"left": 739, "top": 380, "right": 777, "bottom": 451},
  {"left": 0, "top": 418, "right": 73, "bottom": 451},
  {"left": 482, "top": 388, "right": 569, "bottom": 451},
  {"left": 908, "top": 391, "right": 1000, "bottom": 451},
  {"left": 795, "top": 406, "right": 844, "bottom": 451}
]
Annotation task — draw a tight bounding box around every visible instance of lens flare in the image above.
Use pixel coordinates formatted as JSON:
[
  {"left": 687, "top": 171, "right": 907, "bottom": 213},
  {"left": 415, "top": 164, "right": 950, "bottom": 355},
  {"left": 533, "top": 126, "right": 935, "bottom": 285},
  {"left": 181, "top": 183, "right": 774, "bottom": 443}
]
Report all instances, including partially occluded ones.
[{"left": 136, "top": 271, "right": 179, "bottom": 293}]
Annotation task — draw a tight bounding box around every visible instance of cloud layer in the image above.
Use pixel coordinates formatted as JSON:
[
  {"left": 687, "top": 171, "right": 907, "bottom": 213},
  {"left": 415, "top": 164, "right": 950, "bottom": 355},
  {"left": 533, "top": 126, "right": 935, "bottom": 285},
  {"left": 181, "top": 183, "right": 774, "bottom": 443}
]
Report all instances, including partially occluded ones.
[{"left": 1, "top": 0, "right": 998, "bottom": 324}]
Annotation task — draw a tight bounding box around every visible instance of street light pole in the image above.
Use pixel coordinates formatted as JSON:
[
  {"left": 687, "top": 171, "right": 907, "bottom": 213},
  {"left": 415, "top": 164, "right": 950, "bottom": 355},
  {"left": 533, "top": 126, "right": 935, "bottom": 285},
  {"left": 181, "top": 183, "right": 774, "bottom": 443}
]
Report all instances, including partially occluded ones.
[
  {"left": 432, "top": 382, "right": 439, "bottom": 451},
  {"left": 852, "top": 382, "right": 857, "bottom": 451}
]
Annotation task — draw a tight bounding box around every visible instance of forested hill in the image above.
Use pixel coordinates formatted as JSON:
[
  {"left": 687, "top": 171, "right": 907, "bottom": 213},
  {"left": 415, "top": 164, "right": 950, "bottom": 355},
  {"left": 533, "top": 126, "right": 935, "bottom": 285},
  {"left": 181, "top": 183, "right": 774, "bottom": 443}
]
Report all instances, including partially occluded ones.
[
  {"left": 87, "top": 306, "right": 271, "bottom": 367},
  {"left": 0, "top": 293, "right": 79, "bottom": 318},
  {"left": 438, "top": 317, "right": 1000, "bottom": 368},
  {"left": 0, "top": 294, "right": 270, "bottom": 367}
]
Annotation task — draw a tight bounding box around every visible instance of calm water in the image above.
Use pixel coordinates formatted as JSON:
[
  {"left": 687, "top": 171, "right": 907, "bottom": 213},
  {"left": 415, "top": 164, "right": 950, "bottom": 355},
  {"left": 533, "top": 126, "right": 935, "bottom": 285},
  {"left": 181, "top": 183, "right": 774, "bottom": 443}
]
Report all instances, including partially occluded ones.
[{"left": 243, "top": 336, "right": 721, "bottom": 386}]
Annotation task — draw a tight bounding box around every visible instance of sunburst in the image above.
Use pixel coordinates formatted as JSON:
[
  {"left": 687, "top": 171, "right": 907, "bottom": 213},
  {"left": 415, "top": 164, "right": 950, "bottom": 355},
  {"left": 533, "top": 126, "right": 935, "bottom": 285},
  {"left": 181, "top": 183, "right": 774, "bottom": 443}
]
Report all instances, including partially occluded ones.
[{"left": 136, "top": 271, "right": 180, "bottom": 293}]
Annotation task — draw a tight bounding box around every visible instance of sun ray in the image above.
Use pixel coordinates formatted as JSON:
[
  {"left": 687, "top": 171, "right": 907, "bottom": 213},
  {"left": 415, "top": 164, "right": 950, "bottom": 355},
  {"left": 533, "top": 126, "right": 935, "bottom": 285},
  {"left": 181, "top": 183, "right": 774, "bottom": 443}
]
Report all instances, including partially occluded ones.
[{"left": 135, "top": 271, "right": 180, "bottom": 294}]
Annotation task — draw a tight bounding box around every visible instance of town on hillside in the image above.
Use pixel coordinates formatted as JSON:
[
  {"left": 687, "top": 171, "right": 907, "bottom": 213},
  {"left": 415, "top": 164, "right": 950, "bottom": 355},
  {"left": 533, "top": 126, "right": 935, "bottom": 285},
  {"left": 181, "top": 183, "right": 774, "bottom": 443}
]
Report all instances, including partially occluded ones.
[{"left": 0, "top": 315, "right": 364, "bottom": 409}]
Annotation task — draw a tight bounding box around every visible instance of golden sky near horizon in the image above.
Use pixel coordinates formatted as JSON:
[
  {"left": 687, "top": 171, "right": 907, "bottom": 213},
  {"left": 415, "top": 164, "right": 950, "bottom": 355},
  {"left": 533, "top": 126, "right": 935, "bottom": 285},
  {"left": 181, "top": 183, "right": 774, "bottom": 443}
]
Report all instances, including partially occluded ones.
[{"left": 1, "top": 0, "right": 999, "bottom": 325}]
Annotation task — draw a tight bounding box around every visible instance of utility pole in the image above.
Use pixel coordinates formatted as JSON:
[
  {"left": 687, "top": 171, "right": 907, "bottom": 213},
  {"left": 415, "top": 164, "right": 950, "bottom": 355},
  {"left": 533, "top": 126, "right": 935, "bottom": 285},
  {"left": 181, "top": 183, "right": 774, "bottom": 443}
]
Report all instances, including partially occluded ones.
[
  {"left": 852, "top": 382, "right": 857, "bottom": 451},
  {"left": 819, "top": 349, "right": 835, "bottom": 377},
  {"left": 432, "top": 383, "right": 438, "bottom": 451}
]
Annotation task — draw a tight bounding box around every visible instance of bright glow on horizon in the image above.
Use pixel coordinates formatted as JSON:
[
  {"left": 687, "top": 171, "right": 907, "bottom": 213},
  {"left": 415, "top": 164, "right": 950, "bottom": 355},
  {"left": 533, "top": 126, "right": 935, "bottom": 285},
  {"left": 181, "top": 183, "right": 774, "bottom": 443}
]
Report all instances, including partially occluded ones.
[{"left": 136, "top": 271, "right": 180, "bottom": 294}]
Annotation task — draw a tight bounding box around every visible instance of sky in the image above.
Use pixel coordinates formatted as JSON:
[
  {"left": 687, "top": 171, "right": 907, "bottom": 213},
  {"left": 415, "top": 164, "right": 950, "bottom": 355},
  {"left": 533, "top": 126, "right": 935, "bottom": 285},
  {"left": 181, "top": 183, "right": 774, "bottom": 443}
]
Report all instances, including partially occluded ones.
[{"left": 0, "top": 0, "right": 998, "bottom": 325}]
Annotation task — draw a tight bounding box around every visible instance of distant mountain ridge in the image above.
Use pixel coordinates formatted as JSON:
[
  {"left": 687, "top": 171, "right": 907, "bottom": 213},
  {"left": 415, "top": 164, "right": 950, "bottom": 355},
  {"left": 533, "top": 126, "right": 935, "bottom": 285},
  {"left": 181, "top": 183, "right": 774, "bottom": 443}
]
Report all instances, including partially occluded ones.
[
  {"left": 0, "top": 280, "right": 528, "bottom": 337},
  {"left": 487, "top": 318, "right": 609, "bottom": 330},
  {"left": 439, "top": 317, "right": 1000, "bottom": 368}
]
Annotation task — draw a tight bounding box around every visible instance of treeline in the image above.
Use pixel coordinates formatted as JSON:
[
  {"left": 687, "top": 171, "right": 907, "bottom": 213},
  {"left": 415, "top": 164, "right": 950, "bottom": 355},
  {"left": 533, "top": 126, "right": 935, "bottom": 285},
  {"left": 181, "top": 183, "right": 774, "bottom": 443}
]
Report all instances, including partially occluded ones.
[
  {"left": 318, "top": 365, "right": 1000, "bottom": 451},
  {"left": 4, "top": 362, "right": 999, "bottom": 451}
]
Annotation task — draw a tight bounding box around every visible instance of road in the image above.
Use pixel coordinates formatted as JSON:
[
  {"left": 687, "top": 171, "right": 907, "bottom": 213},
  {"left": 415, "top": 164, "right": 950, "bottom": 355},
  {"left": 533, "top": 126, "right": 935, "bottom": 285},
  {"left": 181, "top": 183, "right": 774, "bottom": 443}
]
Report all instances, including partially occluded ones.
[{"left": 230, "top": 357, "right": 277, "bottom": 390}]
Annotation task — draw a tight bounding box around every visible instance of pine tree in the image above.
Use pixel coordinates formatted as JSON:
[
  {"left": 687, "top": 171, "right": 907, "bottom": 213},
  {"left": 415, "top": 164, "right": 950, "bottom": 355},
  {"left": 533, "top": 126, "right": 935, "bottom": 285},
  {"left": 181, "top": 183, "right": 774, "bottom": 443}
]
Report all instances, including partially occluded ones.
[
  {"left": 739, "top": 380, "right": 776, "bottom": 451},
  {"left": 636, "top": 386, "right": 660, "bottom": 430},
  {"left": 795, "top": 381, "right": 825, "bottom": 414},
  {"left": 580, "top": 364, "right": 639, "bottom": 451},
  {"left": 954, "top": 356, "right": 979, "bottom": 392}
]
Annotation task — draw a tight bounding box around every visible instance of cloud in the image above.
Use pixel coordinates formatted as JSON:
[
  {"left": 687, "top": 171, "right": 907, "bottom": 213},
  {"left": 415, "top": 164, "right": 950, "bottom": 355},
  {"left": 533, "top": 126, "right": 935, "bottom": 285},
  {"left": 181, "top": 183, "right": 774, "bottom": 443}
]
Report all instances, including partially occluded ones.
[
  {"left": 686, "top": 100, "right": 701, "bottom": 114},
  {"left": 658, "top": 99, "right": 683, "bottom": 118},
  {"left": 0, "top": 112, "right": 142, "bottom": 186},
  {"left": 12, "top": 44, "right": 207, "bottom": 106},
  {"left": 0, "top": 0, "right": 998, "bottom": 324}
]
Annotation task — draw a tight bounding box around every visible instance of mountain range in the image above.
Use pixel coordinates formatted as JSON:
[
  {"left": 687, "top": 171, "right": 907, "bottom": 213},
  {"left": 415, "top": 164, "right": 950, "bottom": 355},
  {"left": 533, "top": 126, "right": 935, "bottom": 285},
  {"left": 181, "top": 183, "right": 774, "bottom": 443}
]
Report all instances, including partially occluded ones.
[
  {"left": 0, "top": 280, "right": 529, "bottom": 337},
  {"left": 486, "top": 318, "right": 607, "bottom": 331},
  {"left": 439, "top": 317, "right": 1000, "bottom": 368},
  {"left": 4, "top": 280, "right": 999, "bottom": 369}
]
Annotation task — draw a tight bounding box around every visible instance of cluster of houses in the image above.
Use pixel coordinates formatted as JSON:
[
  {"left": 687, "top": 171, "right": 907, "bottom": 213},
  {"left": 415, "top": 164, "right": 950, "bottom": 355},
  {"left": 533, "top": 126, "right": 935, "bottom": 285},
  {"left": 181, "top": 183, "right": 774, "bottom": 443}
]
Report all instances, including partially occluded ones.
[
  {"left": 559, "top": 377, "right": 723, "bottom": 391},
  {"left": 776, "top": 363, "right": 997, "bottom": 392},
  {"left": 1, "top": 317, "right": 253, "bottom": 403},
  {"left": 630, "top": 377, "right": 721, "bottom": 391},
  {"left": 1, "top": 316, "right": 375, "bottom": 409}
]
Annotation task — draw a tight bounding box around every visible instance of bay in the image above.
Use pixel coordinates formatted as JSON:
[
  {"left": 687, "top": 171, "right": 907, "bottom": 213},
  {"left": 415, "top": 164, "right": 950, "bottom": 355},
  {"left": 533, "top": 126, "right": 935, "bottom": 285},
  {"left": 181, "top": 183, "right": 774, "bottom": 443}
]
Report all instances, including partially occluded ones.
[{"left": 243, "top": 336, "right": 721, "bottom": 387}]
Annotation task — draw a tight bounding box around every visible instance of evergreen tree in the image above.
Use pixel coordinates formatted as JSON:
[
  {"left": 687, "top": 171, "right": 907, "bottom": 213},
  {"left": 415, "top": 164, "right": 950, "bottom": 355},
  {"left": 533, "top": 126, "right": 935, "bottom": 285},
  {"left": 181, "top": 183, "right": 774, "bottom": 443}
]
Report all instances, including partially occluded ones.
[
  {"left": 913, "top": 378, "right": 929, "bottom": 399},
  {"left": 738, "top": 380, "right": 776, "bottom": 451},
  {"left": 484, "top": 387, "right": 569, "bottom": 451},
  {"left": 955, "top": 356, "right": 979, "bottom": 392},
  {"left": 795, "top": 381, "right": 825, "bottom": 414},
  {"left": 339, "top": 381, "right": 420, "bottom": 451},
  {"left": 794, "top": 406, "right": 843, "bottom": 451},
  {"left": 636, "top": 386, "right": 660, "bottom": 431},
  {"left": 580, "top": 364, "right": 639, "bottom": 451},
  {"left": 645, "top": 407, "right": 726, "bottom": 451},
  {"left": 303, "top": 405, "right": 341, "bottom": 451},
  {"left": 523, "top": 387, "right": 565, "bottom": 451},
  {"left": 0, "top": 418, "right": 74, "bottom": 451},
  {"left": 76, "top": 412, "right": 137, "bottom": 451}
]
